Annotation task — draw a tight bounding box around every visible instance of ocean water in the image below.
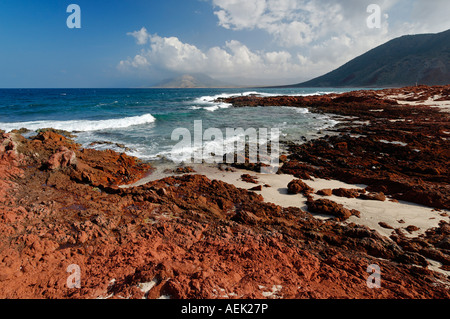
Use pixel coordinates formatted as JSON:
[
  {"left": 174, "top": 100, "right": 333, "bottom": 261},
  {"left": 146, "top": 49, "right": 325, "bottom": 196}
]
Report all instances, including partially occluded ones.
[{"left": 0, "top": 88, "right": 356, "bottom": 163}]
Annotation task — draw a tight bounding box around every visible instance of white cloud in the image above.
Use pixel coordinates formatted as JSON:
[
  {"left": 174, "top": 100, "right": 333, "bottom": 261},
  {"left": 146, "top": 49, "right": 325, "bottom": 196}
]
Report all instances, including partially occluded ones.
[
  {"left": 148, "top": 35, "right": 207, "bottom": 71},
  {"left": 212, "top": 0, "right": 450, "bottom": 46},
  {"left": 208, "top": 0, "right": 407, "bottom": 79},
  {"left": 212, "top": 0, "right": 398, "bottom": 48},
  {"left": 408, "top": 0, "right": 450, "bottom": 33},
  {"left": 119, "top": 0, "right": 450, "bottom": 85},
  {"left": 119, "top": 31, "right": 307, "bottom": 84},
  {"left": 127, "top": 27, "right": 151, "bottom": 45},
  {"left": 213, "top": 0, "right": 268, "bottom": 30}
]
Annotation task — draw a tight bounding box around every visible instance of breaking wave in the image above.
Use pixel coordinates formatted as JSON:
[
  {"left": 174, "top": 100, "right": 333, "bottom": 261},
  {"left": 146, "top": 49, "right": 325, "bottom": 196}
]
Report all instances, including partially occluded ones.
[{"left": 0, "top": 113, "right": 156, "bottom": 132}]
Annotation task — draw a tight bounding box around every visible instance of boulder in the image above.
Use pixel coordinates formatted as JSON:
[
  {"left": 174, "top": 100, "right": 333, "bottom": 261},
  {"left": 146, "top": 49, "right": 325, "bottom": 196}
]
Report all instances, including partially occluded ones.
[
  {"left": 46, "top": 146, "right": 77, "bottom": 170},
  {"left": 287, "top": 179, "right": 314, "bottom": 195},
  {"left": 306, "top": 198, "right": 360, "bottom": 221}
]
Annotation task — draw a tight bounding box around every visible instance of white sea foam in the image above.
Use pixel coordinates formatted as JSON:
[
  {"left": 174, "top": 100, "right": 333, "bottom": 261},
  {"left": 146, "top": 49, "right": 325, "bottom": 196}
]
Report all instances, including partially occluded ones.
[
  {"left": 163, "top": 127, "right": 279, "bottom": 164},
  {"left": 278, "top": 106, "right": 310, "bottom": 114},
  {"left": 196, "top": 91, "right": 336, "bottom": 101},
  {"left": 0, "top": 113, "right": 156, "bottom": 132},
  {"left": 203, "top": 103, "right": 231, "bottom": 112},
  {"left": 315, "top": 119, "right": 340, "bottom": 130},
  {"left": 191, "top": 91, "right": 335, "bottom": 112},
  {"left": 191, "top": 94, "right": 232, "bottom": 112},
  {"left": 296, "top": 108, "right": 310, "bottom": 114}
]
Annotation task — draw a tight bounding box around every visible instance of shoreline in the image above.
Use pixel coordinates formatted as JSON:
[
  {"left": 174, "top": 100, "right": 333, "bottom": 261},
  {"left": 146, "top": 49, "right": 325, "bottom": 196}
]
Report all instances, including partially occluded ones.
[
  {"left": 0, "top": 85, "right": 449, "bottom": 299},
  {"left": 127, "top": 84, "right": 450, "bottom": 243}
]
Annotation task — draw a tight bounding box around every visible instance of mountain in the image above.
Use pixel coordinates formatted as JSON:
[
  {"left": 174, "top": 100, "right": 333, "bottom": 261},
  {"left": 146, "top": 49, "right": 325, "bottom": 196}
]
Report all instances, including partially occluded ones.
[
  {"left": 287, "top": 29, "right": 450, "bottom": 88},
  {"left": 153, "top": 73, "right": 236, "bottom": 88}
]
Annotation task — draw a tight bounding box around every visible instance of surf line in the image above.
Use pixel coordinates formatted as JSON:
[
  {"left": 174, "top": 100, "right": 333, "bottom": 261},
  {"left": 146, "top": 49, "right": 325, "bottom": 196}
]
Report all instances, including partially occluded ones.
[{"left": 171, "top": 120, "right": 280, "bottom": 174}]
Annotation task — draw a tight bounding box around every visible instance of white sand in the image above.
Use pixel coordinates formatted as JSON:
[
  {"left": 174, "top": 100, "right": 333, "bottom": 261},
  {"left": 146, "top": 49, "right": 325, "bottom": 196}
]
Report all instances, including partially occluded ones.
[
  {"left": 198, "top": 165, "right": 448, "bottom": 236},
  {"left": 385, "top": 93, "right": 450, "bottom": 113}
]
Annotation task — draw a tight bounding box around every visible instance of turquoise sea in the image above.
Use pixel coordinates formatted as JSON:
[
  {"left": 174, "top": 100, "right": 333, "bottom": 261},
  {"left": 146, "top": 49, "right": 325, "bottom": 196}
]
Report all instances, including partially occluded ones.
[{"left": 0, "top": 88, "right": 359, "bottom": 163}]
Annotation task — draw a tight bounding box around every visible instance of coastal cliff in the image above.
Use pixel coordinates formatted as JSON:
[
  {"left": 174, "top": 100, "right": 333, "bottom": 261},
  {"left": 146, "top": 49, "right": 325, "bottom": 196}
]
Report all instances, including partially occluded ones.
[{"left": 286, "top": 29, "right": 450, "bottom": 87}]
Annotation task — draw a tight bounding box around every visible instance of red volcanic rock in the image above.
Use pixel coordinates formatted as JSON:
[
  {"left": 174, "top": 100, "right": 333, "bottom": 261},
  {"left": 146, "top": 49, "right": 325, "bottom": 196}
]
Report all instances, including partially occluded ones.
[
  {"left": 231, "top": 210, "right": 261, "bottom": 225},
  {"left": 332, "top": 188, "right": 360, "bottom": 198},
  {"left": 46, "top": 146, "right": 77, "bottom": 170},
  {"left": 406, "top": 225, "right": 420, "bottom": 233},
  {"left": 69, "top": 149, "right": 152, "bottom": 187},
  {"left": 419, "top": 248, "right": 450, "bottom": 266},
  {"left": 379, "top": 222, "right": 394, "bottom": 229},
  {"left": 317, "top": 189, "right": 332, "bottom": 196},
  {"left": 359, "top": 192, "right": 387, "bottom": 202},
  {"left": 33, "top": 130, "right": 67, "bottom": 142},
  {"left": 336, "top": 142, "right": 348, "bottom": 151},
  {"left": 280, "top": 161, "right": 312, "bottom": 179},
  {"left": 241, "top": 174, "right": 258, "bottom": 184},
  {"left": 306, "top": 198, "right": 360, "bottom": 221},
  {"left": 279, "top": 154, "right": 288, "bottom": 163},
  {"left": 287, "top": 179, "right": 314, "bottom": 195},
  {"left": 249, "top": 185, "right": 263, "bottom": 191},
  {"left": 174, "top": 166, "right": 196, "bottom": 174}
]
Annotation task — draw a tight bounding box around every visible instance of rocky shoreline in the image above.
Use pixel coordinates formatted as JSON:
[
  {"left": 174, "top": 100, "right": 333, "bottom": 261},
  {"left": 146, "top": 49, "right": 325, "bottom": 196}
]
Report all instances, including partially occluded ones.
[
  {"left": 0, "top": 85, "right": 449, "bottom": 299},
  {"left": 220, "top": 85, "right": 450, "bottom": 210}
]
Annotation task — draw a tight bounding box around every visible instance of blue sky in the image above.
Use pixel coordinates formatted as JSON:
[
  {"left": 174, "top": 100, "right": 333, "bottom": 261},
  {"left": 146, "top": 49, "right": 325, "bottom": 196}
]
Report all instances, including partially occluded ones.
[{"left": 1, "top": 0, "right": 449, "bottom": 88}]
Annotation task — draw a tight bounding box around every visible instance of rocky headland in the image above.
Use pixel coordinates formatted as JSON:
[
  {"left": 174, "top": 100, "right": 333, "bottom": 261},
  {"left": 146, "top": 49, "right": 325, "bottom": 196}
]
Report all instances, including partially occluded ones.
[{"left": 0, "top": 85, "right": 449, "bottom": 299}]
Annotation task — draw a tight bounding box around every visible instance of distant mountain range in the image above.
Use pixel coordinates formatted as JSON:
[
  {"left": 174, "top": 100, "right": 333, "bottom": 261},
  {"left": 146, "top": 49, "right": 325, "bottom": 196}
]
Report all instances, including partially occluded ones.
[
  {"left": 285, "top": 29, "right": 450, "bottom": 88},
  {"left": 153, "top": 73, "right": 237, "bottom": 88}
]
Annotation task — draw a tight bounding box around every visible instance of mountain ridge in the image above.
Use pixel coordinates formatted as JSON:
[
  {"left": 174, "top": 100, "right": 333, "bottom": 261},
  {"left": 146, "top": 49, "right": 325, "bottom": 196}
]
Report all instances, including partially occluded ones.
[
  {"left": 284, "top": 29, "right": 450, "bottom": 88},
  {"left": 152, "top": 73, "right": 239, "bottom": 88}
]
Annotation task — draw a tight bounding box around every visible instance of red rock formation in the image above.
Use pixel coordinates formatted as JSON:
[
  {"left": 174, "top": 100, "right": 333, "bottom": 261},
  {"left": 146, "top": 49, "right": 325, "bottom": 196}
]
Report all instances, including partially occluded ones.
[
  {"left": 359, "top": 192, "right": 387, "bottom": 202},
  {"left": 332, "top": 188, "right": 360, "bottom": 198},
  {"left": 174, "top": 166, "right": 196, "bottom": 174},
  {"left": 287, "top": 179, "right": 314, "bottom": 195},
  {"left": 46, "top": 146, "right": 77, "bottom": 170},
  {"left": 379, "top": 222, "right": 394, "bottom": 229},
  {"left": 316, "top": 189, "right": 332, "bottom": 196},
  {"left": 249, "top": 185, "right": 263, "bottom": 191},
  {"left": 306, "top": 198, "right": 360, "bottom": 221},
  {"left": 241, "top": 174, "right": 259, "bottom": 184}
]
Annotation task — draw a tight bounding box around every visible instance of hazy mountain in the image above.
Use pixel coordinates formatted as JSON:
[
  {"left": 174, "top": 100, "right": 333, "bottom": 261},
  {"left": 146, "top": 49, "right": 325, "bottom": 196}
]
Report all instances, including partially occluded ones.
[
  {"left": 286, "top": 29, "right": 450, "bottom": 88},
  {"left": 153, "top": 73, "right": 236, "bottom": 88}
]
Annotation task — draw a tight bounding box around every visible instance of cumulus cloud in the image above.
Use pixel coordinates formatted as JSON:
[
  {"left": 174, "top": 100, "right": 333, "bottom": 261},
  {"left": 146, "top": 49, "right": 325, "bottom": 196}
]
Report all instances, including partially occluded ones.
[
  {"left": 212, "top": 0, "right": 398, "bottom": 48},
  {"left": 127, "top": 27, "right": 151, "bottom": 45},
  {"left": 119, "top": 31, "right": 305, "bottom": 84}
]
